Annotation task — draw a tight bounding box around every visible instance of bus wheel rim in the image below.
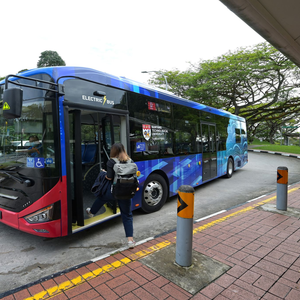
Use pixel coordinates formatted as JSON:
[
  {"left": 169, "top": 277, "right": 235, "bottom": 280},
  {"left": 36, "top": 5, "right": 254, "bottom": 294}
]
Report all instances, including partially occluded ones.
[{"left": 144, "top": 181, "right": 163, "bottom": 206}]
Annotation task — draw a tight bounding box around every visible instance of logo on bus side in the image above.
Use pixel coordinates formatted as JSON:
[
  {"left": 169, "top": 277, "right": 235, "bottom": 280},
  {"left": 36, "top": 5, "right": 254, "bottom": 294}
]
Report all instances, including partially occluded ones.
[
  {"left": 82, "top": 95, "right": 115, "bottom": 106},
  {"left": 143, "top": 124, "right": 151, "bottom": 141}
]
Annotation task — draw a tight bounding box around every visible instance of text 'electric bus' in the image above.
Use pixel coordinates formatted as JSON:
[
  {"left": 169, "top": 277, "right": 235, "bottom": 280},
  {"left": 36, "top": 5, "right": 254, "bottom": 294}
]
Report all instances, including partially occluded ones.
[{"left": 0, "top": 67, "right": 248, "bottom": 237}]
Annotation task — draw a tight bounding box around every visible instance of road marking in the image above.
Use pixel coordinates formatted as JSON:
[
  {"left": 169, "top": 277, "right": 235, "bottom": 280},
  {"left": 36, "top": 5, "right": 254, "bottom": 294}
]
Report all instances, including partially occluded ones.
[
  {"left": 195, "top": 210, "right": 226, "bottom": 222},
  {"left": 91, "top": 237, "right": 154, "bottom": 262},
  {"left": 193, "top": 187, "right": 298, "bottom": 235},
  {"left": 24, "top": 186, "right": 299, "bottom": 300},
  {"left": 247, "top": 194, "right": 267, "bottom": 202}
]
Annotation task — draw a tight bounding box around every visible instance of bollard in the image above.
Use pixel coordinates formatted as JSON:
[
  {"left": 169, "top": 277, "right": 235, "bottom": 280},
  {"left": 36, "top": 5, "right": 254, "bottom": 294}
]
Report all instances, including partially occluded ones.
[
  {"left": 175, "top": 185, "right": 195, "bottom": 267},
  {"left": 277, "top": 166, "right": 288, "bottom": 211}
]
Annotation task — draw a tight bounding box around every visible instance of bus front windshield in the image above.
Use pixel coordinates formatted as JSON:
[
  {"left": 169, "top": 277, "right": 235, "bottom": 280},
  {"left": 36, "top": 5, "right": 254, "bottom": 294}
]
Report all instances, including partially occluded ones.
[{"left": 0, "top": 80, "right": 59, "bottom": 179}]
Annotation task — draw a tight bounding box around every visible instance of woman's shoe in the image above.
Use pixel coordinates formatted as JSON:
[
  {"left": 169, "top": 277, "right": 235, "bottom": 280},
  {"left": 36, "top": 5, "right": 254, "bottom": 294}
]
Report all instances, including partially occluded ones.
[
  {"left": 128, "top": 240, "right": 136, "bottom": 249},
  {"left": 86, "top": 208, "right": 94, "bottom": 218}
]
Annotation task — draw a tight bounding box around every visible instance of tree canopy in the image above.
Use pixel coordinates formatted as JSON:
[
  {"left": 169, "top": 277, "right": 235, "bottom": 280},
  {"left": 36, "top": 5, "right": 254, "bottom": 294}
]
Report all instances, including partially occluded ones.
[
  {"left": 149, "top": 42, "right": 300, "bottom": 143},
  {"left": 37, "top": 50, "right": 66, "bottom": 68}
]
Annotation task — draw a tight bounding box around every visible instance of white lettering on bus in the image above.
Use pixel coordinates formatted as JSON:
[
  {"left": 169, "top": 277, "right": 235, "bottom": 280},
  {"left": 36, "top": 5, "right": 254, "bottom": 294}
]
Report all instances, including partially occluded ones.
[
  {"left": 82, "top": 95, "right": 114, "bottom": 105},
  {"left": 82, "top": 95, "right": 103, "bottom": 103}
]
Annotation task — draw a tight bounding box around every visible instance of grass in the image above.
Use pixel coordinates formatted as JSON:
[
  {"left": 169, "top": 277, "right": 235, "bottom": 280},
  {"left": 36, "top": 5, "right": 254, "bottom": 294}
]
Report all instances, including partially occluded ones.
[{"left": 250, "top": 139, "right": 300, "bottom": 155}]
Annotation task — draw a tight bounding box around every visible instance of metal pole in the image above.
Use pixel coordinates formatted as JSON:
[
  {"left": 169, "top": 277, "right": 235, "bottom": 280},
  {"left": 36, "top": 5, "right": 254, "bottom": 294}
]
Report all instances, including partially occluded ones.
[
  {"left": 277, "top": 166, "right": 288, "bottom": 211},
  {"left": 141, "top": 71, "right": 169, "bottom": 91},
  {"left": 175, "top": 185, "right": 194, "bottom": 267},
  {"left": 161, "top": 73, "right": 169, "bottom": 91}
]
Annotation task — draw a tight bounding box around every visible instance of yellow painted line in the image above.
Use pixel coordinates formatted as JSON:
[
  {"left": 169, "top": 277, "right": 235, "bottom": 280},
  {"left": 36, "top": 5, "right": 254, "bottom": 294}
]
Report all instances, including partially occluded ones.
[
  {"left": 24, "top": 187, "right": 299, "bottom": 300},
  {"left": 82, "top": 272, "right": 96, "bottom": 280},
  {"left": 193, "top": 187, "right": 298, "bottom": 234},
  {"left": 127, "top": 241, "right": 172, "bottom": 261}
]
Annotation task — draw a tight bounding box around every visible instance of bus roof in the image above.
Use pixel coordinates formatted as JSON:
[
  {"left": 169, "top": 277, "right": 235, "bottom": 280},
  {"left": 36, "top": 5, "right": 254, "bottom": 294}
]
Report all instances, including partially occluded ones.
[{"left": 1, "top": 66, "right": 245, "bottom": 121}]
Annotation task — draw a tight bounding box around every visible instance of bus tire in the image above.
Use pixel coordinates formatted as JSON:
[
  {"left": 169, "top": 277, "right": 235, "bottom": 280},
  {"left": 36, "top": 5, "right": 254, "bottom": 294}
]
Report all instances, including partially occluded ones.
[
  {"left": 225, "top": 157, "right": 234, "bottom": 178},
  {"left": 141, "top": 174, "right": 168, "bottom": 213}
]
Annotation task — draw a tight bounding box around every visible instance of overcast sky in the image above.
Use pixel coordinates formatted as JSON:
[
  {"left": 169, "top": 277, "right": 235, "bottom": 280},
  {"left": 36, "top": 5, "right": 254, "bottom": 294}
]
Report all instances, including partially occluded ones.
[{"left": 1, "top": 0, "right": 265, "bottom": 83}]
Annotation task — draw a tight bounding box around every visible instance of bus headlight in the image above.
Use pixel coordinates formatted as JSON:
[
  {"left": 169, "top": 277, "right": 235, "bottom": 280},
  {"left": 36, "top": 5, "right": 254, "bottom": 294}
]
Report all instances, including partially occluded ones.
[{"left": 24, "top": 205, "right": 54, "bottom": 224}]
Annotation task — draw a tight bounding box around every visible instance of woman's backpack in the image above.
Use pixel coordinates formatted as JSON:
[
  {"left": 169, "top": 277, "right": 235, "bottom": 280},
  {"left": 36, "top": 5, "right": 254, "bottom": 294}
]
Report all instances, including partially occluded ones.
[{"left": 111, "top": 158, "right": 139, "bottom": 200}]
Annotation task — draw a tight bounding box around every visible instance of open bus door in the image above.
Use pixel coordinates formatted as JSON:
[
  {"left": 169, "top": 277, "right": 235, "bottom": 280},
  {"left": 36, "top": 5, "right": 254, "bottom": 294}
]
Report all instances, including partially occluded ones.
[{"left": 65, "top": 106, "right": 129, "bottom": 234}]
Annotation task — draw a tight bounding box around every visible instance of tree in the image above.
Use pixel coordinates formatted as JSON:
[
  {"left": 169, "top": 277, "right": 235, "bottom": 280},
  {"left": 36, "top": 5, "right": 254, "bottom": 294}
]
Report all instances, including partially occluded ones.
[
  {"left": 149, "top": 43, "right": 300, "bottom": 143},
  {"left": 37, "top": 50, "right": 66, "bottom": 68},
  {"left": 18, "top": 69, "right": 28, "bottom": 73}
]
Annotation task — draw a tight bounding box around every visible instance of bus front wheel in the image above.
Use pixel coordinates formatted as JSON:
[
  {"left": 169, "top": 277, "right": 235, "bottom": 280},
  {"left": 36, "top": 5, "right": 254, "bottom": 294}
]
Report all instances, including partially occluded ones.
[
  {"left": 225, "top": 157, "right": 234, "bottom": 178},
  {"left": 141, "top": 174, "right": 168, "bottom": 213}
]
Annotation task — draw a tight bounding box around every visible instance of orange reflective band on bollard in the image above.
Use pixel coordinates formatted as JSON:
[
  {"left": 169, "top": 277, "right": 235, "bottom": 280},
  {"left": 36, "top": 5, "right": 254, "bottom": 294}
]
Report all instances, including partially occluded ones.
[
  {"left": 177, "top": 190, "right": 194, "bottom": 219},
  {"left": 277, "top": 168, "right": 288, "bottom": 185},
  {"left": 277, "top": 166, "right": 288, "bottom": 211},
  {"left": 176, "top": 185, "right": 195, "bottom": 267}
]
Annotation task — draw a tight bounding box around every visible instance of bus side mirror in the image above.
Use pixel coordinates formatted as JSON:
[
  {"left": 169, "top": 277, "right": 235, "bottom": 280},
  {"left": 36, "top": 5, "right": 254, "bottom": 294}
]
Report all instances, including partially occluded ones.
[{"left": 3, "top": 88, "right": 23, "bottom": 119}]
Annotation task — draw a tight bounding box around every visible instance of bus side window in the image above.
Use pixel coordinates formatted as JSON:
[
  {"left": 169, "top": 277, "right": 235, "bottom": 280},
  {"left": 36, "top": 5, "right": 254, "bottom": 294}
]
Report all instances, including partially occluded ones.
[
  {"left": 173, "top": 108, "right": 199, "bottom": 155},
  {"left": 235, "top": 124, "right": 241, "bottom": 144}
]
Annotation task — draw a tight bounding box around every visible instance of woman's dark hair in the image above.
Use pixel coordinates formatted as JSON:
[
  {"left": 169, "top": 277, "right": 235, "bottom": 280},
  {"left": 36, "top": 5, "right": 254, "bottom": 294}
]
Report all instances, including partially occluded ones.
[{"left": 110, "top": 143, "right": 130, "bottom": 161}]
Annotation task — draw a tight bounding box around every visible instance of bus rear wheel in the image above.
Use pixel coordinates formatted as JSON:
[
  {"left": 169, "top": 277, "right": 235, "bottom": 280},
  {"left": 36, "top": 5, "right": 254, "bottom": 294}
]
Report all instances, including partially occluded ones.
[
  {"left": 141, "top": 174, "right": 168, "bottom": 213},
  {"left": 225, "top": 157, "right": 234, "bottom": 178}
]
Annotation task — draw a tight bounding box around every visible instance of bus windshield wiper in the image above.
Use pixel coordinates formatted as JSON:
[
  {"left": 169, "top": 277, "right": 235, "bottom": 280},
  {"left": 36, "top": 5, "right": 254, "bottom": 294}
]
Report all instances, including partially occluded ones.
[{"left": 0, "top": 171, "right": 32, "bottom": 187}]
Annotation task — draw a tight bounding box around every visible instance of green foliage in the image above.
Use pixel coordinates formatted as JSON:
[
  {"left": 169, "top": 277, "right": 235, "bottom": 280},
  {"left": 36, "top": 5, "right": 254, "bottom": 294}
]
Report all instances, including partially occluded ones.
[
  {"left": 148, "top": 42, "right": 300, "bottom": 143},
  {"left": 250, "top": 143, "right": 300, "bottom": 155},
  {"left": 37, "top": 50, "right": 66, "bottom": 68},
  {"left": 251, "top": 138, "right": 273, "bottom": 145},
  {"left": 18, "top": 69, "right": 28, "bottom": 73},
  {"left": 81, "top": 124, "right": 96, "bottom": 141}
]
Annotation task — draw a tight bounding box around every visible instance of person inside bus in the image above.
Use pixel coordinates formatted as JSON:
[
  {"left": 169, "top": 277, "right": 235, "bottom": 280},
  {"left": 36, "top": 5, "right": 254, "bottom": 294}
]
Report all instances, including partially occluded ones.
[
  {"left": 86, "top": 143, "right": 136, "bottom": 249},
  {"left": 27, "top": 135, "right": 42, "bottom": 157}
]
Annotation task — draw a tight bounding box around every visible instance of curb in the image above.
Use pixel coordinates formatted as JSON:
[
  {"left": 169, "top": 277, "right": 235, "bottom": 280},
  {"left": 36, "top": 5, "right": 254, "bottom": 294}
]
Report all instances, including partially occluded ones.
[{"left": 248, "top": 148, "right": 300, "bottom": 159}]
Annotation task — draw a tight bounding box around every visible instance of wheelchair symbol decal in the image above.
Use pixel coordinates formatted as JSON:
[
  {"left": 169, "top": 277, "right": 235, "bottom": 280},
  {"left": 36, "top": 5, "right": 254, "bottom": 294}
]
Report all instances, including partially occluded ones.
[{"left": 35, "top": 158, "right": 45, "bottom": 168}]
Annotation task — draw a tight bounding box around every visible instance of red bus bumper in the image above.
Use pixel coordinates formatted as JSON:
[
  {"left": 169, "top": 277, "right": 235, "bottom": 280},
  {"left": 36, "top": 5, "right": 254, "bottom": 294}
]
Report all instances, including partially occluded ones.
[{"left": 0, "top": 177, "right": 68, "bottom": 238}]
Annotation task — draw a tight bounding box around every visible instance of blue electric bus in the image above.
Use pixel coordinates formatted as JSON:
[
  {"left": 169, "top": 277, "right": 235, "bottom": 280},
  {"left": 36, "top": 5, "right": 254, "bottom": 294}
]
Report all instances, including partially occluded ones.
[{"left": 0, "top": 67, "right": 248, "bottom": 237}]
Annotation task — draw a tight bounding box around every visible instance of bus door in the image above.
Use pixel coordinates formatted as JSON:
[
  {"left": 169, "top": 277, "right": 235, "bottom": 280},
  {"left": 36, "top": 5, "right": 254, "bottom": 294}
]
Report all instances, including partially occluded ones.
[
  {"left": 201, "top": 123, "right": 217, "bottom": 182},
  {"left": 66, "top": 107, "right": 129, "bottom": 232}
]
